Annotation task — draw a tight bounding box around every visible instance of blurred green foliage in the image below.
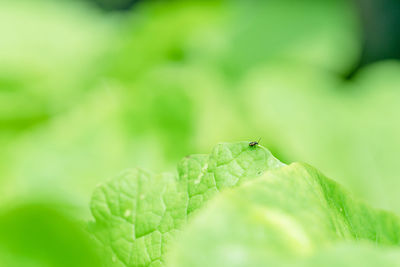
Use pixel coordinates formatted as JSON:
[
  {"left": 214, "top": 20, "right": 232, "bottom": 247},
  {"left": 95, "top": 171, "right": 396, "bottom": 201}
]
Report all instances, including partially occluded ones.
[
  {"left": 0, "top": 202, "right": 100, "bottom": 266},
  {"left": 1, "top": 0, "right": 400, "bottom": 264},
  {"left": 0, "top": 0, "right": 361, "bottom": 211}
]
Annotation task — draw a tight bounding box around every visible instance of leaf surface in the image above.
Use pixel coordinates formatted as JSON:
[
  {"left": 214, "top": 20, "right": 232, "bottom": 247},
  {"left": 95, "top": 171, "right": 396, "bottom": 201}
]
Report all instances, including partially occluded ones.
[
  {"left": 89, "top": 142, "right": 283, "bottom": 266},
  {"left": 166, "top": 163, "right": 400, "bottom": 266}
]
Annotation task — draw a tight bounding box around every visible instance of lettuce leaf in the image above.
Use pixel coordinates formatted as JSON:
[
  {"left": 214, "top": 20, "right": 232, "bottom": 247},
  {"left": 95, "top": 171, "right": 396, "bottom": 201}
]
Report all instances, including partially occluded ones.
[
  {"left": 89, "top": 142, "right": 282, "bottom": 266},
  {"left": 89, "top": 142, "right": 400, "bottom": 266},
  {"left": 0, "top": 203, "right": 101, "bottom": 267},
  {"left": 167, "top": 162, "right": 400, "bottom": 266}
]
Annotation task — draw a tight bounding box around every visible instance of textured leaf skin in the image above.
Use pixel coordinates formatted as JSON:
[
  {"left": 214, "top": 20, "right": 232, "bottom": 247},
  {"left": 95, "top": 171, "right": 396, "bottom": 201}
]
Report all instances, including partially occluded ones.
[
  {"left": 89, "top": 142, "right": 282, "bottom": 266},
  {"left": 90, "top": 142, "right": 400, "bottom": 266},
  {"left": 166, "top": 163, "right": 400, "bottom": 267}
]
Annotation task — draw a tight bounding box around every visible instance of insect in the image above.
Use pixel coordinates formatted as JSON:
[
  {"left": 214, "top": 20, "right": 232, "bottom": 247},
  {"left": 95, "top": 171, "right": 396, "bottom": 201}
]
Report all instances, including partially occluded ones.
[{"left": 249, "top": 138, "right": 261, "bottom": 147}]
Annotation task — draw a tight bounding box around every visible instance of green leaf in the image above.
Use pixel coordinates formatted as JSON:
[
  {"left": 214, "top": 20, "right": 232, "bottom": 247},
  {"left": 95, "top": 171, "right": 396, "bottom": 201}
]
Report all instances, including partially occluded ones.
[
  {"left": 0, "top": 203, "right": 101, "bottom": 267},
  {"left": 89, "top": 142, "right": 283, "bottom": 266},
  {"left": 166, "top": 163, "right": 400, "bottom": 267}
]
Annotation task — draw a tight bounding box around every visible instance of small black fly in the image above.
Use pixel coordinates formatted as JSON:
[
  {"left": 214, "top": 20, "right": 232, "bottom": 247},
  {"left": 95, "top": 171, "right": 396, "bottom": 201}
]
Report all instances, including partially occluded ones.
[{"left": 249, "top": 138, "right": 261, "bottom": 147}]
